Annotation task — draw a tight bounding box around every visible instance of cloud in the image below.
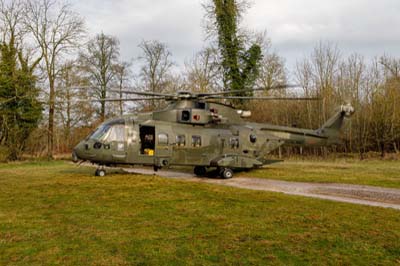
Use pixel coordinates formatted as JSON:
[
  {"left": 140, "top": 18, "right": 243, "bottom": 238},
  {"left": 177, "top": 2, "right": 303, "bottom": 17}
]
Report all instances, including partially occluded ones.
[
  {"left": 71, "top": 0, "right": 400, "bottom": 70},
  {"left": 71, "top": 0, "right": 205, "bottom": 66},
  {"left": 247, "top": 0, "right": 400, "bottom": 47}
]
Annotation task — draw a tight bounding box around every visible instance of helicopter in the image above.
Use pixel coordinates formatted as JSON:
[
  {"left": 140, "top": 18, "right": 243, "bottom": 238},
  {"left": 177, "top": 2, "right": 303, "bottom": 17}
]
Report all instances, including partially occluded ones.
[{"left": 72, "top": 86, "right": 354, "bottom": 178}]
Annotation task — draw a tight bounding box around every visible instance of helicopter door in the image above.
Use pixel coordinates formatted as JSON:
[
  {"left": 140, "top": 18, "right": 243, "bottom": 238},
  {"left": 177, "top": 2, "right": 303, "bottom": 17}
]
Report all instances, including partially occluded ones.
[
  {"left": 155, "top": 129, "right": 172, "bottom": 167},
  {"left": 139, "top": 126, "right": 155, "bottom": 155},
  {"left": 138, "top": 125, "right": 156, "bottom": 165}
]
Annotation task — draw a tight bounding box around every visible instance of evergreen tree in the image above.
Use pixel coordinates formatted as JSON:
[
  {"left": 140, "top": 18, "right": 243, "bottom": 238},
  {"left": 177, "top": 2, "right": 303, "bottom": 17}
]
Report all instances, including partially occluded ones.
[
  {"left": 206, "top": 0, "right": 262, "bottom": 102},
  {"left": 0, "top": 39, "right": 42, "bottom": 160}
]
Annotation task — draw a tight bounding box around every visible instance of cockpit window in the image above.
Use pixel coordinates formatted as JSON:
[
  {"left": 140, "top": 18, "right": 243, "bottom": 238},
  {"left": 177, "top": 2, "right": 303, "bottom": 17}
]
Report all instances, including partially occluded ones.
[
  {"left": 89, "top": 120, "right": 125, "bottom": 141},
  {"left": 89, "top": 124, "right": 111, "bottom": 140}
]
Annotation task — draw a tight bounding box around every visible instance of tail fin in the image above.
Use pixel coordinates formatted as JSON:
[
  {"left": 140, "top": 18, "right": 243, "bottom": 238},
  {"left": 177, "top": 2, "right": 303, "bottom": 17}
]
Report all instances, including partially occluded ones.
[{"left": 316, "top": 104, "right": 354, "bottom": 143}]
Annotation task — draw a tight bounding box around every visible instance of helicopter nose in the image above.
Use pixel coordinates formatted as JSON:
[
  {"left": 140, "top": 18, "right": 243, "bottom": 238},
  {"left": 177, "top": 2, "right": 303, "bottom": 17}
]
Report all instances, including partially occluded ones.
[
  {"left": 72, "top": 141, "right": 87, "bottom": 163},
  {"left": 72, "top": 149, "right": 79, "bottom": 163}
]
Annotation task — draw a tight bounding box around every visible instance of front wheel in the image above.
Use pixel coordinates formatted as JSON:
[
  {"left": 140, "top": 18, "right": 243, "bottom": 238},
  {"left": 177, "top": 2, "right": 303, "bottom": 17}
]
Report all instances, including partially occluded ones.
[
  {"left": 220, "top": 168, "right": 233, "bottom": 179},
  {"left": 95, "top": 169, "right": 106, "bottom": 177}
]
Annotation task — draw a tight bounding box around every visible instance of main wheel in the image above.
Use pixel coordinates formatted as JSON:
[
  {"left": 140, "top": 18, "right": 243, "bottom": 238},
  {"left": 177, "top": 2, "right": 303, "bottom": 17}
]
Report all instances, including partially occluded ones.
[
  {"left": 221, "top": 168, "right": 233, "bottom": 179},
  {"left": 95, "top": 169, "right": 106, "bottom": 177},
  {"left": 194, "top": 166, "right": 207, "bottom": 177}
]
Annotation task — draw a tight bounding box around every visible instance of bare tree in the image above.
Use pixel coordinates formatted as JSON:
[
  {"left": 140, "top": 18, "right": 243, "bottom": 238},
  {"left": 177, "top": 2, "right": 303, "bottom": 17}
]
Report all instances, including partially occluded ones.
[
  {"left": 24, "top": 0, "right": 85, "bottom": 159},
  {"left": 371, "top": 56, "right": 400, "bottom": 155},
  {"left": 257, "top": 53, "right": 286, "bottom": 89},
  {"left": 312, "top": 42, "right": 341, "bottom": 123},
  {"left": 379, "top": 56, "right": 400, "bottom": 153},
  {"left": 55, "top": 61, "right": 94, "bottom": 150},
  {"left": 138, "top": 40, "right": 174, "bottom": 109},
  {"left": 294, "top": 42, "right": 340, "bottom": 127},
  {"left": 79, "top": 33, "right": 120, "bottom": 121},
  {"left": 336, "top": 54, "right": 368, "bottom": 156},
  {"left": 113, "top": 61, "right": 132, "bottom": 115},
  {"left": 0, "top": 1, "right": 22, "bottom": 48},
  {"left": 296, "top": 59, "right": 316, "bottom": 128},
  {"left": 0, "top": 0, "right": 42, "bottom": 70},
  {"left": 253, "top": 31, "right": 286, "bottom": 90},
  {"left": 380, "top": 55, "right": 400, "bottom": 78},
  {"left": 184, "top": 47, "right": 221, "bottom": 93}
]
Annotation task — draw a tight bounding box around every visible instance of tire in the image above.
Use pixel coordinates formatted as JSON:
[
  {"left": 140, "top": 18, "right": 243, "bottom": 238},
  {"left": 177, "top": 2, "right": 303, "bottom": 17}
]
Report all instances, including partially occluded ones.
[
  {"left": 95, "top": 169, "right": 106, "bottom": 177},
  {"left": 194, "top": 166, "right": 207, "bottom": 177},
  {"left": 221, "top": 168, "right": 233, "bottom": 179}
]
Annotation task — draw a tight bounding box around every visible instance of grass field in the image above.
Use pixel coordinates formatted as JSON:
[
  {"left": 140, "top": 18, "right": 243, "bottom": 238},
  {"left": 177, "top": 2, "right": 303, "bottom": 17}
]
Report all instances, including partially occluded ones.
[
  {"left": 246, "top": 160, "right": 400, "bottom": 189},
  {"left": 0, "top": 161, "right": 399, "bottom": 265}
]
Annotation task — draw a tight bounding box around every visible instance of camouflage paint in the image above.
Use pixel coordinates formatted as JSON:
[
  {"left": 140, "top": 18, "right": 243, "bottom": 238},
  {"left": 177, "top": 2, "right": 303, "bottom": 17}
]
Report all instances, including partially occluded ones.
[{"left": 73, "top": 101, "right": 354, "bottom": 170}]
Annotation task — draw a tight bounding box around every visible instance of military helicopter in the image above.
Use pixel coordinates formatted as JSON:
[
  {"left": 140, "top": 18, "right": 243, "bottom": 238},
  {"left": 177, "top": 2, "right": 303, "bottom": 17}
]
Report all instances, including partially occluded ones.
[{"left": 72, "top": 86, "right": 354, "bottom": 178}]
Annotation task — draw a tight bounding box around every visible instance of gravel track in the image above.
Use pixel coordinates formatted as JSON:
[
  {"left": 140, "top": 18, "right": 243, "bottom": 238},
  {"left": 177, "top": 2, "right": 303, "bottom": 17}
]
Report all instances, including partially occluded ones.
[{"left": 120, "top": 167, "right": 400, "bottom": 210}]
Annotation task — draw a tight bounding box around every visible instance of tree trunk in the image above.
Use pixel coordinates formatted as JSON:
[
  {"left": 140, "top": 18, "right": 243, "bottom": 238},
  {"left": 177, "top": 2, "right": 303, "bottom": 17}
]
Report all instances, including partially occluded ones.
[
  {"left": 66, "top": 89, "right": 71, "bottom": 150},
  {"left": 101, "top": 84, "right": 106, "bottom": 121},
  {"left": 119, "top": 84, "right": 123, "bottom": 116},
  {"left": 47, "top": 80, "right": 55, "bottom": 159}
]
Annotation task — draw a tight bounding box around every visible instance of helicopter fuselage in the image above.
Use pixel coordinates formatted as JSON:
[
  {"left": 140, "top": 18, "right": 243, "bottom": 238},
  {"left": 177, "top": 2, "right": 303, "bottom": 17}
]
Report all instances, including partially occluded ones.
[{"left": 73, "top": 100, "right": 354, "bottom": 177}]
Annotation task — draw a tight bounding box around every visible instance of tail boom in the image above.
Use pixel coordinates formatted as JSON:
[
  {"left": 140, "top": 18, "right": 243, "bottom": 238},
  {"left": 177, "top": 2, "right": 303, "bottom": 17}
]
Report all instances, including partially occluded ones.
[{"left": 259, "top": 104, "right": 354, "bottom": 147}]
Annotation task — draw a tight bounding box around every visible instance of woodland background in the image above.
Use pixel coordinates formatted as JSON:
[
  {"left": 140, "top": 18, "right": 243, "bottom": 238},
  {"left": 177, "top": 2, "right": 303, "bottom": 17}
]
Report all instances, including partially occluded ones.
[{"left": 0, "top": 0, "right": 399, "bottom": 161}]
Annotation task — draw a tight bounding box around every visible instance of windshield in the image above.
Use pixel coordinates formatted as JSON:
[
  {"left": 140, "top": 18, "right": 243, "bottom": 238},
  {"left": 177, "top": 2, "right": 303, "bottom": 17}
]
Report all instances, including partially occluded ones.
[
  {"left": 87, "top": 119, "right": 126, "bottom": 141},
  {"left": 88, "top": 124, "right": 111, "bottom": 141}
]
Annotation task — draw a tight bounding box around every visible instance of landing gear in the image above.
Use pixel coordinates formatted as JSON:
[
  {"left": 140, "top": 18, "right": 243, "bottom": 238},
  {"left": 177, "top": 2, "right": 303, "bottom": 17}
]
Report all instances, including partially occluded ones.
[
  {"left": 219, "top": 168, "right": 233, "bottom": 179},
  {"left": 194, "top": 166, "right": 207, "bottom": 177},
  {"left": 95, "top": 168, "right": 106, "bottom": 177}
]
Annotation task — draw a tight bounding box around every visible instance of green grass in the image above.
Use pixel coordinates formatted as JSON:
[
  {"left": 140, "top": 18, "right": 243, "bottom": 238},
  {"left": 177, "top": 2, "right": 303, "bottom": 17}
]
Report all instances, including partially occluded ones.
[
  {"left": 245, "top": 160, "right": 400, "bottom": 188},
  {"left": 0, "top": 161, "right": 399, "bottom": 265}
]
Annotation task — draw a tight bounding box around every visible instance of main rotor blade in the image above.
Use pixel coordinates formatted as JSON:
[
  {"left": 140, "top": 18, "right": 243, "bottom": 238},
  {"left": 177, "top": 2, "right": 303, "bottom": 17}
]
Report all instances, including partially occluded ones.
[
  {"left": 199, "top": 84, "right": 298, "bottom": 97},
  {"left": 90, "top": 97, "right": 166, "bottom": 102},
  {"left": 55, "top": 86, "right": 174, "bottom": 98},
  {"left": 208, "top": 96, "right": 320, "bottom": 101},
  {"left": 108, "top": 89, "right": 174, "bottom": 98}
]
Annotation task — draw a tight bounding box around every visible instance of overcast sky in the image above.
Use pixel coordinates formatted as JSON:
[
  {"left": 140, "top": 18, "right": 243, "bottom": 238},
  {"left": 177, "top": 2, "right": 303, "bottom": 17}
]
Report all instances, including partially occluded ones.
[{"left": 70, "top": 0, "right": 400, "bottom": 74}]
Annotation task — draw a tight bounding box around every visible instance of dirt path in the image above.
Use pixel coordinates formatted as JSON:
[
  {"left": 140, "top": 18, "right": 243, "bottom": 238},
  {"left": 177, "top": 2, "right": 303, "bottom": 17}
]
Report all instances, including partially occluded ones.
[{"left": 121, "top": 167, "right": 400, "bottom": 210}]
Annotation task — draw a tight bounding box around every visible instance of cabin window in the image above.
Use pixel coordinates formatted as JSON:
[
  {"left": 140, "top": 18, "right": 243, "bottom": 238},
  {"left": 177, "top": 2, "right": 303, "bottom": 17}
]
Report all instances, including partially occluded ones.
[
  {"left": 195, "top": 102, "right": 207, "bottom": 109},
  {"left": 192, "top": 135, "right": 202, "bottom": 147},
  {"left": 176, "top": 135, "right": 186, "bottom": 146},
  {"left": 230, "top": 137, "right": 239, "bottom": 149},
  {"left": 181, "top": 110, "right": 191, "bottom": 121},
  {"left": 158, "top": 133, "right": 169, "bottom": 145},
  {"left": 250, "top": 134, "right": 257, "bottom": 143},
  {"left": 105, "top": 124, "right": 125, "bottom": 142}
]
